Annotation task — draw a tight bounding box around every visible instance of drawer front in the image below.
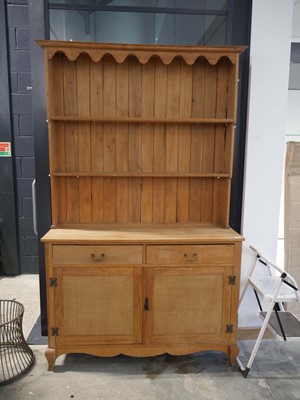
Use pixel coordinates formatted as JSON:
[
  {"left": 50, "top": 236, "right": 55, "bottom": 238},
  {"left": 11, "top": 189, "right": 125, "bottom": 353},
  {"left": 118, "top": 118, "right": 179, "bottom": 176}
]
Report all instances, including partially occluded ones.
[
  {"left": 146, "top": 245, "right": 234, "bottom": 265},
  {"left": 52, "top": 245, "right": 142, "bottom": 265}
]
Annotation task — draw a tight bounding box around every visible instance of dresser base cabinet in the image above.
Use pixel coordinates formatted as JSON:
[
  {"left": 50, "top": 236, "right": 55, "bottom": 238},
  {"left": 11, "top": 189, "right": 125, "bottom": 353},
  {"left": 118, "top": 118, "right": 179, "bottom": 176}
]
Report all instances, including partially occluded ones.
[{"left": 42, "top": 225, "right": 243, "bottom": 370}]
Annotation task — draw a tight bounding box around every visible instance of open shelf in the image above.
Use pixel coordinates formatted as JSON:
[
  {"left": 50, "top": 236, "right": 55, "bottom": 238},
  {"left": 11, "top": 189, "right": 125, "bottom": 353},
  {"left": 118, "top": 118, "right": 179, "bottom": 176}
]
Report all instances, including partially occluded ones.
[
  {"left": 52, "top": 172, "right": 231, "bottom": 178},
  {"left": 42, "top": 41, "right": 241, "bottom": 227},
  {"left": 50, "top": 116, "right": 235, "bottom": 125}
]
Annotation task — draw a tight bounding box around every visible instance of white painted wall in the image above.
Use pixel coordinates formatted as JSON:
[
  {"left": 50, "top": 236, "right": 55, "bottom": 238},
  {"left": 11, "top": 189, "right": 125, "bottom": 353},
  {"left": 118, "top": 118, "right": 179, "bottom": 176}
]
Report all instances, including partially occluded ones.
[
  {"left": 292, "top": 0, "right": 300, "bottom": 42},
  {"left": 239, "top": 0, "right": 294, "bottom": 327},
  {"left": 287, "top": 90, "right": 300, "bottom": 135}
]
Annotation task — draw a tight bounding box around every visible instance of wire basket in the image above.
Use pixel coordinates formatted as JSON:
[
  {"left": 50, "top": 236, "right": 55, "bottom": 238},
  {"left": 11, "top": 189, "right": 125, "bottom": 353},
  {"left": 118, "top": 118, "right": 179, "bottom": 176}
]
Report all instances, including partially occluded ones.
[{"left": 0, "top": 300, "right": 35, "bottom": 386}]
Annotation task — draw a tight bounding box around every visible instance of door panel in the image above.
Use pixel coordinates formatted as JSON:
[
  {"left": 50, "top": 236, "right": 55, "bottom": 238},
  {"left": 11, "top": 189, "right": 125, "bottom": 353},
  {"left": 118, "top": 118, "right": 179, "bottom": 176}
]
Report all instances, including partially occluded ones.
[
  {"left": 55, "top": 267, "right": 142, "bottom": 345},
  {"left": 145, "top": 266, "right": 232, "bottom": 344}
]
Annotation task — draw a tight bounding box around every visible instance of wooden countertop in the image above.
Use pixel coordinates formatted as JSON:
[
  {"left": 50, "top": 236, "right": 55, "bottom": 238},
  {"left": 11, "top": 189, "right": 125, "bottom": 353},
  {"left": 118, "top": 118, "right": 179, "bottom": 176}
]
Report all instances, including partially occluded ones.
[{"left": 41, "top": 224, "right": 244, "bottom": 244}]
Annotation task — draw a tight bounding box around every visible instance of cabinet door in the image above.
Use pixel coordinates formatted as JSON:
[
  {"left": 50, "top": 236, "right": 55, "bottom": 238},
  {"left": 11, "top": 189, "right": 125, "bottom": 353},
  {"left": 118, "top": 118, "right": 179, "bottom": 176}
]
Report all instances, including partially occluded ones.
[
  {"left": 144, "top": 267, "right": 232, "bottom": 344},
  {"left": 54, "top": 267, "right": 142, "bottom": 346}
]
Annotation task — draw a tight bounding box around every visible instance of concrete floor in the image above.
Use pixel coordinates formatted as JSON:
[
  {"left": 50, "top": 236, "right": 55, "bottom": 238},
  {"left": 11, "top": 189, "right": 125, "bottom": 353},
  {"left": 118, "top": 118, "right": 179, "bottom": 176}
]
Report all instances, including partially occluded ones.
[{"left": 1, "top": 275, "right": 300, "bottom": 400}]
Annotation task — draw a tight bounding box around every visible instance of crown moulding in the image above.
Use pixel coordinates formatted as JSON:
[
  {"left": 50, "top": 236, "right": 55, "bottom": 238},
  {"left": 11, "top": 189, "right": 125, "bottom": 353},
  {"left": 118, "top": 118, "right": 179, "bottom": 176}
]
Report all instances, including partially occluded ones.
[
  {"left": 46, "top": 48, "right": 236, "bottom": 66},
  {"left": 37, "top": 40, "right": 247, "bottom": 66}
]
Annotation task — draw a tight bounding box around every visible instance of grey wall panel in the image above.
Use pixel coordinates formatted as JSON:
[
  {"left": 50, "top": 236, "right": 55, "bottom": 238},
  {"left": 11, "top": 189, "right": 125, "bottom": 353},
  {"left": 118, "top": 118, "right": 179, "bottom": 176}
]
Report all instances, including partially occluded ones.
[
  {"left": 0, "top": 0, "right": 19, "bottom": 275},
  {"left": 29, "top": 0, "right": 49, "bottom": 334},
  {"left": 6, "top": 0, "right": 39, "bottom": 274}
]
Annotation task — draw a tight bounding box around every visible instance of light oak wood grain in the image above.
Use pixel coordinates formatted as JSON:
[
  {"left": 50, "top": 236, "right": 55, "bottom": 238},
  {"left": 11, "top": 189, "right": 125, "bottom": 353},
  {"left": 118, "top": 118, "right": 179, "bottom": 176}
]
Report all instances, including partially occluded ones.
[
  {"left": 42, "top": 225, "right": 243, "bottom": 243},
  {"left": 39, "top": 41, "right": 245, "bottom": 370},
  {"left": 53, "top": 244, "right": 143, "bottom": 265}
]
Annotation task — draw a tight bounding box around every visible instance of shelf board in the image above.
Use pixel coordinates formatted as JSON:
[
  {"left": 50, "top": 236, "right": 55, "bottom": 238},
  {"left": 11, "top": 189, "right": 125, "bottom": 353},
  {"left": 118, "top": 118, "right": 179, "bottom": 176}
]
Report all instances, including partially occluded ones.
[
  {"left": 52, "top": 172, "right": 230, "bottom": 178},
  {"left": 50, "top": 116, "right": 234, "bottom": 125}
]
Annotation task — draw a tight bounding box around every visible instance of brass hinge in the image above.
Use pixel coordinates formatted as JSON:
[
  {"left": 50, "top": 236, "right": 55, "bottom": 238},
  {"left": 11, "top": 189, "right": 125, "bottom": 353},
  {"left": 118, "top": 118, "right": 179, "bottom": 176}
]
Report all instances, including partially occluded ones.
[
  {"left": 51, "top": 327, "right": 59, "bottom": 336},
  {"left": 228, "top": 276, "right": 236, "bottom": 285},
  {"left": 226, "top": 324, "right": 233, "bottom": 333},
  {"left": 49, "top": 277, "right": 57, "bottom": 287}
]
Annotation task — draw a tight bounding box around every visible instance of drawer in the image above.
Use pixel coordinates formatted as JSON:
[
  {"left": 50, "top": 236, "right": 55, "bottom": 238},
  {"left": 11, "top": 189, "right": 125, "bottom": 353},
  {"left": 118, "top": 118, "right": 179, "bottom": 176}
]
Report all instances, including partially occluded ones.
[
  {"left": 52, "top": 245, "right": 142, "bottom": 265},
  {"left": 146, "top": 245, "right": 234, "bottom": 265}
]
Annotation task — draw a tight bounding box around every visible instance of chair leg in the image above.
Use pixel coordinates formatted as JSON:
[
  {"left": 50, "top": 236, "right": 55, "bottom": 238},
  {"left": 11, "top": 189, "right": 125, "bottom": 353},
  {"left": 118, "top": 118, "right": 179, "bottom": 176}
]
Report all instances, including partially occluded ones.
[{"left": 238, "top": 300, "right": 278, "bottom": 378}]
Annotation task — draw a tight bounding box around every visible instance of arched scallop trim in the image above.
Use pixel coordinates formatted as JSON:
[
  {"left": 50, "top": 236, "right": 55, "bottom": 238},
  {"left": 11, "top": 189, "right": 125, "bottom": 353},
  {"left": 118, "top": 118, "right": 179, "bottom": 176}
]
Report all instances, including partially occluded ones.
[{"left": 47, "top": 48, "right": 237, "bottom": 65}]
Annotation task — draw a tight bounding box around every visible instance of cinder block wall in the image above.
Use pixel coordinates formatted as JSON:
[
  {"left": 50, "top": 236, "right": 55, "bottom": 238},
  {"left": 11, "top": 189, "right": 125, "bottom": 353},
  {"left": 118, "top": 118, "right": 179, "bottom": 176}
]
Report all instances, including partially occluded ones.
[{"left": 6, "top": 0, "right": 38, "bottom": 273}]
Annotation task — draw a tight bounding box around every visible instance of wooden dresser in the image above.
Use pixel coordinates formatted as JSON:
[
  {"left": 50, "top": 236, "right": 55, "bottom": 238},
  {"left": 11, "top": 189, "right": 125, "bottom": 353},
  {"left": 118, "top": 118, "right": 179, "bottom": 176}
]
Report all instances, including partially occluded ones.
[{"left": 38, "top": 40, "right": 245, "bottom": 370}]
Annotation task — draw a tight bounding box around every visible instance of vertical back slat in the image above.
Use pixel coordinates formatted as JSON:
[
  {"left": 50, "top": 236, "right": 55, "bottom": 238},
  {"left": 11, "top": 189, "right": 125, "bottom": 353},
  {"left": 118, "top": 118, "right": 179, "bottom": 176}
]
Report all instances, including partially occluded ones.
[
  {"left": 213, "top": 178, "right": 230, "bottom": 226},
  {"left": 178, "top": 61, "right": 193, "bottom": 172},
  {"left": 116, "top": 177, "right": 129, "bottom": 223},
  {"left": 66, "top": 177, "right": 80, "bottom": 223},
  {"left": 153, "top": 61, "right": 167, "bottom": 174},
  {"left": 116, "top": 61, "right": 129, "bottom": 222},
  {"left": 189, "top": 178, "right": 202, "bottom": 223},
  {"left": 220, "top": 61, "right": 236, "bottom": 226},
  {"left": 201, "top": 64, "right": 217, "bottom": 222},
  {"left": 103, "top": 56, "right": 116, "bottom": 222},
  {"left": 221, "top": 178, "right": 231, "bottom": 226},
  {"left": 153, "top": 60, "right": 167, "bottom": 223},
  {"left": 128, "top": 178, "right": 141, "bottom": 223},
  {"left": 201, "top": 177, "right": 214, "bottom": 222},
  {"left": 165, "top": 59, "right": 180, "bottom": 223},
  {"left": 141, "top": 60, "right": 155, "bottom": 223},
  {"left": 190, "top": 60, "right": 206, "bottom": 173},
  {"left": 141, "top": 61, "right": 155, "bottom": 172},
  {"left": 152, "top": 178, "right": 165, "bottom": 223},
  {"left": 63, "top": 56, "right": 79, "bottom": 223},
  {"left": 77, "top": 55, "right": 92, "bottom": 223},
  {"left": 215, "top": 60, "right": 229, "bottom": 173},
  {"left": 103, "top": 55, "right": 116, "bottom": 172},
  {"left": 141, "top": 177, "right": 153, "bottom": 223},
  {"left": 103, "top": 177, "right": 116, "bottom": 223},
  {"left": 49, "top": 55, "right": 64, "bottom": 117},
  {"left": 128, "top": 58, "right": 142, "bottom": 222},
  {"left": 129, "top": 58, "right": 142, "bottom": 172},
  {"left": 212, "top": 178, "right": 221, "bottom": 223},
  {"left": 165, "top": 177, "right": 177, "bottom": 223},
  {"left": 226, "top": 63, "right": 239, "bottom": 174},
  {"left": 90, "top": 60, "right": 104, "bottom": 223},
  {"left": 56, "top": 177, "right": 67, "bottom": 225},
  {"left": 213, "top": 60, "right": 229, "bottom": 224},
  {"left": 49, "top": 55, "right": 66, "bottom": 224},
  {"left": 56, "top": 174, "right": 67, "bottom": 226},
  {"left": 227, "top": 56, "right": 239, "bottom": 121},
  {"left": 166, "top": 59, "right": 180, "bottom": 173},
  {"left": 116, "top": 61, "right": 129, "bottom": 172},
  {"left": 189, "top": 60, "right": 206, "bottom": 222},
  {"left": 92, "top": 176, "right": 104, "bottom": 223},
  {"left": 177, "top": 60, "right": 193, "bottom": 222}
]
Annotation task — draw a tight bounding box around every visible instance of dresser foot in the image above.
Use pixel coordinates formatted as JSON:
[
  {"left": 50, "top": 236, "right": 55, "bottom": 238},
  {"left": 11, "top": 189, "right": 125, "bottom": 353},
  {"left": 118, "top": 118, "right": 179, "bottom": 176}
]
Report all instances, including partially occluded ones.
[
  {"left": 45, "top": 347, "right": 56, "bottom": 371},
  {"left": 228, "top": 344, "right": 239, "bottom": 367}
]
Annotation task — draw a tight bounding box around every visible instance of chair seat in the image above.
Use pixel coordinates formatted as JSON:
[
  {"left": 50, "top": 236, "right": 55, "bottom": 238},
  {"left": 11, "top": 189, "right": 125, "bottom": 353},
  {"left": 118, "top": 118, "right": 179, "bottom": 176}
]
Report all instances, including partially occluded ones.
[{"left": 249, "top": 276, "right": 297, "bottom": 303}]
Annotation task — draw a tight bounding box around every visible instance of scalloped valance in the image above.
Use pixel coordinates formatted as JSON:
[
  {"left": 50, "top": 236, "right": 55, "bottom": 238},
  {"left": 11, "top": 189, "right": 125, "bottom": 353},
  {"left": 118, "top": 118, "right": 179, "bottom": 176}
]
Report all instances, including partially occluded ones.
[{"left": 37, "top": 40, "right": 247, "bottom": 66}]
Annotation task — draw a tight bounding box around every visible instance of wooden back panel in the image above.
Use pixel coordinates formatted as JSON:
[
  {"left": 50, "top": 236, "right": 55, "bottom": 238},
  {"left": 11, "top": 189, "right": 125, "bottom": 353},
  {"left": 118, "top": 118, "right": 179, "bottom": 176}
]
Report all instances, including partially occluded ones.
[
  {"left": 41, "top": 42, "right": 244, "bottom": 227},
  {"left": 52, "top": 176, "right": 229, "bottom": 224}
]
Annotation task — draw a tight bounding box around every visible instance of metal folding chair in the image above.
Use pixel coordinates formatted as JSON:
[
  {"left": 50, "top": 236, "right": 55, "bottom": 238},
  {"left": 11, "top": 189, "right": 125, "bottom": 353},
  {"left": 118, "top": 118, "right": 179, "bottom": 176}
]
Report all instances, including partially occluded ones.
[{"left": 237, "top": 246, "right": 300, "bottom": 377}]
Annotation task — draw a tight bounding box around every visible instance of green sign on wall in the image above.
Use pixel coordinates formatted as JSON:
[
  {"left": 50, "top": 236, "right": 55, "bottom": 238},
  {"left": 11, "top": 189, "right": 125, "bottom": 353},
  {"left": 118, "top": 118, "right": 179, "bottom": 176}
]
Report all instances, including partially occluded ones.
[{"left": 0, "top": 142, "right": 11, "bottom": 157}]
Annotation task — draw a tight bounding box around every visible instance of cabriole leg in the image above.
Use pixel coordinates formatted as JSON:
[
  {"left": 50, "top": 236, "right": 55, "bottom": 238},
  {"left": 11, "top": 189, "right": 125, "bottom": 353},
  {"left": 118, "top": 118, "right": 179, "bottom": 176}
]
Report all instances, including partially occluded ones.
[{"left": 45, "top": 347, "right": 56, "bottom": 371}]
